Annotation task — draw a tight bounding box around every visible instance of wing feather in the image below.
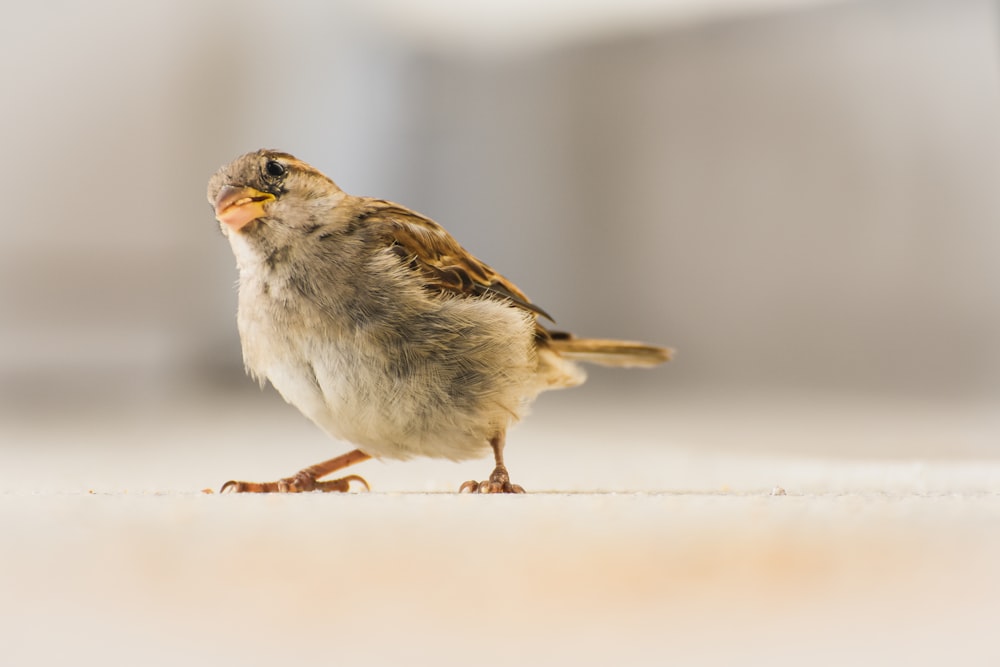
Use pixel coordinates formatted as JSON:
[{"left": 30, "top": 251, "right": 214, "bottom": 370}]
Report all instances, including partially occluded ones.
[{"left": 362, "top": 200, "right": 554, "bottom": 321}]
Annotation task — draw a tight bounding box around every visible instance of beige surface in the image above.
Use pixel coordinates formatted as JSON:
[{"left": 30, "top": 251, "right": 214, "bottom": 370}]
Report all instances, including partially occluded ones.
[{"left": 2, "top": 392, "right": 999, "bottom": 666}]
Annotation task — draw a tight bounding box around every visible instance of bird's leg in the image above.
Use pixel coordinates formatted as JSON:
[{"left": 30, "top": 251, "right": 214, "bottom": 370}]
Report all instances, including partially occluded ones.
[
  {"left": 220, "top": 449, "right": 372, "bottom": 493},
  {"left": 459, "top": 433, "right": 525, "bottom": 494}
]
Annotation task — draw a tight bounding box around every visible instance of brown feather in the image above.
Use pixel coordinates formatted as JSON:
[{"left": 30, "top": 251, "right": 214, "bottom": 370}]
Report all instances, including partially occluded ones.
[
  {"left": 542, "top": 331, "right": 673, "bottom": 368},
  {"left": 363, "top": 200, "right": 554, "bottom": 320}
]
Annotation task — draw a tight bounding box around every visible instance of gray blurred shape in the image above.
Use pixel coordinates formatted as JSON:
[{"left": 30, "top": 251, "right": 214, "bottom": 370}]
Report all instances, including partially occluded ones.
[{"left": 0, "top": 0, "right": 997, "bottom": 412}]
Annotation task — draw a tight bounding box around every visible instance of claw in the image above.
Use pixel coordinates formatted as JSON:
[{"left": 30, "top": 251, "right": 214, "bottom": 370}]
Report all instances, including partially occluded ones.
[
  {"left": 313, "top": 474, "right": 370, "bottom": 492},
  {"left": 217, "top": 450, "right": 372, "bottom": 494},
  {"left": 459, "top": 480, "right": 526, "bottom": 494},
  {"left": 459, "top": 464, "right": 526, "bottom": 494},
  {"left": 221, "top": 474, "right": 371, "bottom": 494},
  {"left": 341, "top": 474, "right": 370, "bottom": 492}
]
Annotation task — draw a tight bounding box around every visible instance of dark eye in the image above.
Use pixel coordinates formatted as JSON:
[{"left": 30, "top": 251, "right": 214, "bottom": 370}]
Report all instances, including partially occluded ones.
[{"left": 264, "top": 160, "right": 286, "bottom": 178}]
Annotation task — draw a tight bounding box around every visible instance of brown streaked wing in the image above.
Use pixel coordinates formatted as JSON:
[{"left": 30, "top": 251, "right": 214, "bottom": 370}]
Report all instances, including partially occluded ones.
[{"left": 364, "top": 200, "right": 554, "bottom": 321}]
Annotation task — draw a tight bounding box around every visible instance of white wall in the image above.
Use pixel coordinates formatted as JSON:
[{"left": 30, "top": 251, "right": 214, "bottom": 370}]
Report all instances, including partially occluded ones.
[{"left": 1, "top": 0, "right": 997, "bottom": 409}]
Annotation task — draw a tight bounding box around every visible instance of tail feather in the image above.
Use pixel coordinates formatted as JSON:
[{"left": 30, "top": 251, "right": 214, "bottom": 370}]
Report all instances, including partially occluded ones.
[{"left": 545, "top": 333, "right": 673, "bottom": 368}]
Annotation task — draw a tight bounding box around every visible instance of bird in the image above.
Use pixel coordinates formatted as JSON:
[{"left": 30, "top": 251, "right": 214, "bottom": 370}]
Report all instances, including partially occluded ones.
[{"left": 207, "top": 149, "right": 672, "bottom": 493}]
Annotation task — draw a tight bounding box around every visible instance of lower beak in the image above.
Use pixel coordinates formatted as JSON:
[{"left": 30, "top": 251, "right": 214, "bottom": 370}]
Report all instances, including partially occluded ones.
[{"left": 214, "top": 186, "right": 276, "bottom": 231}]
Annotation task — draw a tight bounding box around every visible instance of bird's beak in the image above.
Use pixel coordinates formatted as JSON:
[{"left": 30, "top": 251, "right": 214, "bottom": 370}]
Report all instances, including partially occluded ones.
[{"left": 214, "top": 186, "right": 276, "bottom": 231}]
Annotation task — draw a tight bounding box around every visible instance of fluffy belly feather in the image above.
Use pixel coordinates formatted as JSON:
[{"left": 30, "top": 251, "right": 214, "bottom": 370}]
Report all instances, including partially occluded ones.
[{"left": 243, "top": 295, "right": 540, "bottom": 461}]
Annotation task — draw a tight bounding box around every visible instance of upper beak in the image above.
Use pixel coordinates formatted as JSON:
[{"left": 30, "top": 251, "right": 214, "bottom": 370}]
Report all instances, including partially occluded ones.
[{"left": 214, "top": 186, "right": 276, "bottom": 231}]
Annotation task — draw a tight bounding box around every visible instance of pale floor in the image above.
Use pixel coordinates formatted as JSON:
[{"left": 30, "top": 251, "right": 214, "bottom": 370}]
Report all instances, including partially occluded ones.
[{"left": 2, "top": 389, "right": 999, "bottom": 666}]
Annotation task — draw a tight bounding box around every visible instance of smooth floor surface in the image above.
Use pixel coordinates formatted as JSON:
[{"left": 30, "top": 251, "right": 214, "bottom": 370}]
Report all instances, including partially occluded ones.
[{"left": 2, "top": 390, "right": 999, "bottom": 666}]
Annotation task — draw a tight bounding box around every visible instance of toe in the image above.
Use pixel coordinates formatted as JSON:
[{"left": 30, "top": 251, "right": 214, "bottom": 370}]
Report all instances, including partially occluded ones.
[
  {"left": 313, "top": 475, "right": 370, "bottom": 492},
  {"left": 457, "top": 479, "right": 526, "bottom": 494}
]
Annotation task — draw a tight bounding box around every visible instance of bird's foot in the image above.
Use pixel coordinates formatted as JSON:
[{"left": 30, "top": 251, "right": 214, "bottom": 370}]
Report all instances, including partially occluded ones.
[
  {"left": 459, "top": 465, "right": 525, "bottom": 494},
  {"left": 219, "top": 450, "right": 372, "bottom": 494},
  {"left": 221, "top": 473, "right": 369, "bottom": 494}
]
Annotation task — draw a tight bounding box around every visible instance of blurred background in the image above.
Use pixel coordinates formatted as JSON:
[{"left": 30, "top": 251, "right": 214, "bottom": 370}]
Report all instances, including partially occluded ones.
[
  {"left": 4, "top": 4, "right": 1000, "bottom": 665},
  {"left": 1, "top": 0, "right": 999, "bottom": 462}
]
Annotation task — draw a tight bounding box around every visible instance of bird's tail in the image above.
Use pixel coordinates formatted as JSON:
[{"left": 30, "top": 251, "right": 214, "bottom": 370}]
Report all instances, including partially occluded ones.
[{"left": 545, "top": 332, "right": 673, "bottom": 368}]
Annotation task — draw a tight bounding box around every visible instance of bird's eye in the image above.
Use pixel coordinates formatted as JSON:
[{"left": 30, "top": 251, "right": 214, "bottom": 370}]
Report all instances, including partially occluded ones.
[{"left": 264, "top": 160, "right": 286, "bottom": 178}]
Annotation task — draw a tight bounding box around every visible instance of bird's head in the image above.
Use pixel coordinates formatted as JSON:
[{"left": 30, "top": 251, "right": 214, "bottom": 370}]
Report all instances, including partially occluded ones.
[{"left": 207, "top": 149, "right": 344, "bottom": 238}]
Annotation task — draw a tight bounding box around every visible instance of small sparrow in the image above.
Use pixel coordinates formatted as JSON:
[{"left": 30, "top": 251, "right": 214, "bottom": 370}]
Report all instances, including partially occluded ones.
[{"left": 207, "top": 149, "right": 671, "bottom": 493}]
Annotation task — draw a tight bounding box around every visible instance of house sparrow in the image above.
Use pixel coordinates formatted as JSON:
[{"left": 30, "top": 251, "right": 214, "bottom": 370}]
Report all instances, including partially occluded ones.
[{"left": 208, "top": 149, "right": 671, "bottom": 493}]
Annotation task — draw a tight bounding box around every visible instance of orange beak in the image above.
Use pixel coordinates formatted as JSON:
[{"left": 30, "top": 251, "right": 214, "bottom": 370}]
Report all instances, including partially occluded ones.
[{"left": 214, "top": 186, "right": 276, "bottom": 231}]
